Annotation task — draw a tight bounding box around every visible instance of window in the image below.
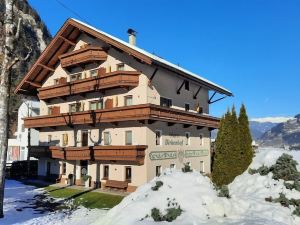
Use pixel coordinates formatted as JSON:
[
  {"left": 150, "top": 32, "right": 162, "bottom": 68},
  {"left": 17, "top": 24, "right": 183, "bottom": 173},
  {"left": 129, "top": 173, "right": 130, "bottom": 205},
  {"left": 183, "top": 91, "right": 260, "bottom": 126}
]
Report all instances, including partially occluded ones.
[
  {"left": 117, "top": 63, "right": 125, "bottom": 71},
  {"left": 199, "top": 134, "right": 203, "bottom": 146},
  {"left": 124, "top": 95, "right": 133, "bottom": 106},
  {"left": 90, "top": 69, "right": 98, "bottom": 77},
  {"left": 156, "top": 166, "right": 162, "bottom": 177},
  {"left": 185, "top": 80, "right": 190, "bottom": 91},
  {"left": 185, "top": 103, "right": 190, "bottom": 112},
  {"left": 125, "top": 131, "right": 133, "bottom": 145},
  {"left": 103, "top": 165, "right": 109, "bottom": 179},
  {"left": 106, "top": 65, "right": 112, "bottom": 73},
  {"left": 125, "top": 167, "right": 132, "bottom": 182},
  {"left": 170, "top": 164, "right": 176, "bottom": 169},
  {"left": 62, "top": 162, "right": 66, "bottom": 175},
  {"left": 69, "top": 102, "right": 82, "bottom": 112},
  {"left": 70, "top": 73, "right": 82, "bottom": 81},
  {"left": 104, "top": 132, "right": 111, "bottom": 145},
  {"left": 62, "top": 134, "right": 68, "bottom": 146},
  {"left": 160, "top": 97, "right": 172, "bottom": 108},
  {"left": 155, "top": 130, "right": 162, "bottom": 146},
  {"left": 48, "top": 107, "right": 53, "bottom": 115},
  {"left": 89, "top": 99, "right": 103, "bottom": 110},
  {"left": 54, "top": 79, "right": 59, "bottom": 85},
  {"left": 185, "top": 132, "right": 190, "bottom": 145},
  {"left": 200, "top": 161, "right": 205, "bottom": 173}
]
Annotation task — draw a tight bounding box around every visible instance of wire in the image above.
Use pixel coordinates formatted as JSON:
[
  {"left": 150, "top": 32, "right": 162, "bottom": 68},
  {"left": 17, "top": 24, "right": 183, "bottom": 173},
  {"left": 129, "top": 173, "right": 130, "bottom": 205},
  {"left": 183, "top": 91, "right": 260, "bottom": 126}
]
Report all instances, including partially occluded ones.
[{"left": 54, "top": 0, "right": 90, "bottom": 25}]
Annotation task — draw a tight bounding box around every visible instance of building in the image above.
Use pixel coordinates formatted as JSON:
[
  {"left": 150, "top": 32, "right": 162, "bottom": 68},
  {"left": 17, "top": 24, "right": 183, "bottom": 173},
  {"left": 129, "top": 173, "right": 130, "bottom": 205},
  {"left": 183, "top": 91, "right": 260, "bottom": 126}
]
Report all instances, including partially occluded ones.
[
  {"left": 15, "top": 18, "right": 232, "bottom": 191},
  {"left": 7, "top": 101, "right": 40, "bottom": 164}
]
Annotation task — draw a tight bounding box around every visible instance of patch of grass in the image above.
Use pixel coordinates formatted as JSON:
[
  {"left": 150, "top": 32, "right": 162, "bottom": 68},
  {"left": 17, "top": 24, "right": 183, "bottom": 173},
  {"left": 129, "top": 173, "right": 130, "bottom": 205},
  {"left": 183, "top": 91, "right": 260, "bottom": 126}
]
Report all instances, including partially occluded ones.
[{"left": 44, "top": 186, "right": 124, "bottom": 209}]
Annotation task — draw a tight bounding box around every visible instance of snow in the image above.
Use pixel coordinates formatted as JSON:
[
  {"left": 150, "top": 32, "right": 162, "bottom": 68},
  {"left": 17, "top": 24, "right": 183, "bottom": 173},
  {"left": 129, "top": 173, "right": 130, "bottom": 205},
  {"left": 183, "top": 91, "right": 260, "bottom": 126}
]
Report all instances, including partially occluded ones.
[
  {"left": 92, "top": 148, "right": 300, "bottom": 225},
  {"left": 3, "top": 148, "right": 300, "bottom": 225},
  {"left": 251, "top": 117, "right": 293, "bottom": 123},
  {"left": 1, "top": 180, "right": 107, "bottom": 225}
]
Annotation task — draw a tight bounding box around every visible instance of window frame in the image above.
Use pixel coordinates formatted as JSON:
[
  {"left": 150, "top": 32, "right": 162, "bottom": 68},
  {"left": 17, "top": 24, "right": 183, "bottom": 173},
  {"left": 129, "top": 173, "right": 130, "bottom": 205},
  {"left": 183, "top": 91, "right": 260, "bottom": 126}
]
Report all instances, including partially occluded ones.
[
  {"left": 125, "top": 166, "right": 132, "bottom": 182},
  {"left": 125, "top": 130, "right": 133, "bottom": 145},
  {"left": 124, "top": 95, "right": 133, "bottom": 107},
  {"left": 160, "top": 96, "right": 172, "bottom": 108},
  {"left": 116, "top": 63, "right": 125, "bottom": 71},
  {"left": 103, "top": 131, "right": 111, "bottom": 145},
  {"left": 103, "top": 165, "right": 109, "bottom": 179},
  {"left": 155, "top": 130, "right": 162, "bottom": 146},
  {"left": 90, "top": 69, "right": 98, "bottom": 77},
  {"left": 70, "top": 72, "right": 82, "bottom": 82}
]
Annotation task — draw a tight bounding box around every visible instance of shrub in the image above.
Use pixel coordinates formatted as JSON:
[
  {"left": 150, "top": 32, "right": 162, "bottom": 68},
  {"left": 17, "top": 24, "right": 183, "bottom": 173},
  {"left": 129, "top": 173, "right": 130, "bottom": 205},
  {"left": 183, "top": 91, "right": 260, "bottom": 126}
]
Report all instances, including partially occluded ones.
[
  {"left": 182, "top": 163, "right": 192, "bottom": 173},
  {"left": 150, "top": 206, "right": 182, "bottom": 222},
  {"left": 293, "top": 206, "right": 300, "bottom": 217},
  {"left": 248, "top": 165, "right": 270, "bottom": 176},
  {"left": 81, "top": 175, "right": 91, "bottom": 182},
  {"left": 151, "top": 181, "right": 163, "bottom": 191},
  {"left": 151, "top": 208, "right": 163, "bottom": 221},
  {"left": 270, "top": 153, "right": 300, "bottom": 181}
]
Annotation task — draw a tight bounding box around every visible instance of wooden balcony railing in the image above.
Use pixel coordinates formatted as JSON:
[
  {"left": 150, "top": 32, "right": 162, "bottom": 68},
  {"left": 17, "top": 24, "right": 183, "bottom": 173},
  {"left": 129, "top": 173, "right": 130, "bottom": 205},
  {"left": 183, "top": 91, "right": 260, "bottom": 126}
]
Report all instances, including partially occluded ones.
[
  {"left": 29, "top": 145, "right": 147, "bottom": 165},
  {"left": 59, "top": 46, "right": 107, "bottom": 68},
  {"left": 24, "top": 104, "right": 220, "bottom": 129},
  {"left": 38, "top": 70, "right": 140, "bottom": 100},
  {"left": 93, "top": 145, "right": 147, "bottom": 165}
]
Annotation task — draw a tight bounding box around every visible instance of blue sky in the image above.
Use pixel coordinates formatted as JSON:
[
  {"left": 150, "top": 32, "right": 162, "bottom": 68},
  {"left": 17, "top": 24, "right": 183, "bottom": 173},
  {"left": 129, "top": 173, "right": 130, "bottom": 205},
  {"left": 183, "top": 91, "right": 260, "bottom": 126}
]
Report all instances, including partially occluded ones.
[{"left": 28, "top": 0, "right": 300, "bottom": 118}]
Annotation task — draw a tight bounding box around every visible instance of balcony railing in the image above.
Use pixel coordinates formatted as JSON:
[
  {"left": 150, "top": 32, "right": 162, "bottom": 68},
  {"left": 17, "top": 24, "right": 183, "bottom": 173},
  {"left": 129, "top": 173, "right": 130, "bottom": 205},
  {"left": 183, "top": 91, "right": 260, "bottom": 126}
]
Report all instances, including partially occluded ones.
[
  {"left": 29, "top": 145, "right": 147, "bottom": 165},
  {"left": 38, "top": 70, "right": 140, "bottom": 100},
  {"left": 24, "top": 104, "right": 220, "bottom": 129},
  {"left": 59, "top": 46, "right": 107, "bottom": 68}
]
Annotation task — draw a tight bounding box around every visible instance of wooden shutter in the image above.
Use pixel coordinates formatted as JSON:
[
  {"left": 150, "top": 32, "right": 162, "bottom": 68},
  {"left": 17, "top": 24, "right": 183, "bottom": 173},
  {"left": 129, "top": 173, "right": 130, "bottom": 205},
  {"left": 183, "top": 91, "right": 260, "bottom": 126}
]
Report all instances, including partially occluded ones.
[{"left": 105, "top": 98, "right": 113, "bottom": 109}]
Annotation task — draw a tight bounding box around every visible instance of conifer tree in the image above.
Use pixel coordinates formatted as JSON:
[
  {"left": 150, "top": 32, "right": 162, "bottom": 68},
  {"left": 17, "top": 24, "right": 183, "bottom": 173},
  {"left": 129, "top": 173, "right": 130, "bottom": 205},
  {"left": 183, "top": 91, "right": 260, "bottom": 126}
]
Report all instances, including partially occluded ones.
[{"left": 238, "top": 104, "right": 253, "bottom": 170}]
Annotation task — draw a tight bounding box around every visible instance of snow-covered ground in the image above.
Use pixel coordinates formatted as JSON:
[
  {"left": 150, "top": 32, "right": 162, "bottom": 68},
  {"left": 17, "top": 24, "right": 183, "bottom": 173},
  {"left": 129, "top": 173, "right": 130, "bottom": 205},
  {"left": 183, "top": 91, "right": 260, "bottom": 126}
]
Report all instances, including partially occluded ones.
[
  {"left": 94, "top": 148, "right": 300, "bottom": 225},
  {"left": 1, "top": 180, "right": 107, "bottom": 225},
  {"left": 2, "top": 148, "right": 300, "bottom": 225}
]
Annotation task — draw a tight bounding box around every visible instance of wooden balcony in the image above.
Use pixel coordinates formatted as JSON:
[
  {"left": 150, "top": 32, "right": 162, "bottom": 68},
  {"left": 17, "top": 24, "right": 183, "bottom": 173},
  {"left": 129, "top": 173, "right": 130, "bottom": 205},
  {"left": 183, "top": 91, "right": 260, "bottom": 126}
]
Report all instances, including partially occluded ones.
[
  {"left": 30, "top": 145, "right": 147, "bottom": 164},
  {"left": 38, "top": 70, "right": 140, "bottom": 100},
  {"left": 93, "top": 145, "right": 147, "bottom": 165},
  {"left": 59, "top": 46, "right": 107, "bottom": 68},
  {"left": 64, "top": 146, "right": 91, "bottom": 160},
  {"left": 24, "top": 104, "right": 220, "bottom": 129}
]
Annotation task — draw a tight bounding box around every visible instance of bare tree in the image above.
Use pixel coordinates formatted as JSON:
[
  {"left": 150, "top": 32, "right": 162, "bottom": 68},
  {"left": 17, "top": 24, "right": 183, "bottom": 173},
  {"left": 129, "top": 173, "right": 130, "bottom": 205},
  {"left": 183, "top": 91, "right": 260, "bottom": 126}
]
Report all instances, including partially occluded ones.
[{"left": 0, "top": 0, "right": 31, "bottom": 218}]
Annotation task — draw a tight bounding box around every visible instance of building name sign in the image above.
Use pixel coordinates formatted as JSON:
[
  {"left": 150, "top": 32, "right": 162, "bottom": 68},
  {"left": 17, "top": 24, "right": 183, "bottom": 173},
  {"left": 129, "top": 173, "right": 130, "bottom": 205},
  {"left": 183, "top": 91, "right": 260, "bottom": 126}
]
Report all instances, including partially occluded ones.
[
  {"left": 165, "top": 139, "right": 184, "bottom": 146},
  {"left": 149, "top": 151, "right": 177, "bottom": 160},
  {"left": 149, "top": 150, "right": 209, "bottom": 160}
]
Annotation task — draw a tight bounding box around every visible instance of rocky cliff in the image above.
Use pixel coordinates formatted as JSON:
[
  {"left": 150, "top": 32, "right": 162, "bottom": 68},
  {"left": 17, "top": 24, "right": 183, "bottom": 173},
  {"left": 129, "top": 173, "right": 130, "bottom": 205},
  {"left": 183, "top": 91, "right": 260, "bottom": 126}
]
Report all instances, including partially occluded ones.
[{"left": 0, "top": 0, "right": 52, "bottom": 136}]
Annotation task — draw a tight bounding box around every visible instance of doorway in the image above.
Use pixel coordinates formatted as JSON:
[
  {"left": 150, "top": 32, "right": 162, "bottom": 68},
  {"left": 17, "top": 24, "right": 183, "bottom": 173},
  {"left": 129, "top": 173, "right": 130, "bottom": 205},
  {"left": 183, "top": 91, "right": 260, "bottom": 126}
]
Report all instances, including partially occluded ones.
[
  {"left": 82, "top": 130, "right": 88, "bottom": 146},
  {"left": 46, "top": 162, "right": 51, "bottom": 176}
]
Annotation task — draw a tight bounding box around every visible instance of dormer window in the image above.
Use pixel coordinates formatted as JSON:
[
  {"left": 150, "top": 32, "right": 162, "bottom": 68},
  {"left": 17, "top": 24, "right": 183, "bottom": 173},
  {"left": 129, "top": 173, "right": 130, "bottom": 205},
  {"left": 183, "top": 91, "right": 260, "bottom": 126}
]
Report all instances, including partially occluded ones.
[
  {"left": 117, "top": 63, "right": 125, "bottom": 71},
  {"left": 70, "top": 73, "right": 82, "bottom": 82}
]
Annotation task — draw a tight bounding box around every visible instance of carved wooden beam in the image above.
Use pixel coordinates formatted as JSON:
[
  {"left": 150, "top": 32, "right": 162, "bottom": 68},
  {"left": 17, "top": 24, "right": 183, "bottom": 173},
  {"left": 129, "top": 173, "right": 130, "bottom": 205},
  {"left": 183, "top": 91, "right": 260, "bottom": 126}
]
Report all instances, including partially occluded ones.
[
  {"left": 24, "top": 80, "right": 42, "bottom": 88},
  {"left": 58, "top": 36, "right": 76, "bottom": 46},
  {"left": 193, "top": 86, "right": 202, "bottom": 99},
  {"left": 38, "top": 63, "right": 55, "bottom": 72}
]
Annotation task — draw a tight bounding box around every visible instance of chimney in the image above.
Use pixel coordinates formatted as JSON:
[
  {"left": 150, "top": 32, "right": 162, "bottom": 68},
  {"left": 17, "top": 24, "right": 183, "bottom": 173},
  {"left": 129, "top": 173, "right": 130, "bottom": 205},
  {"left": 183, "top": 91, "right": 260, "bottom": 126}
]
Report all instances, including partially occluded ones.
[{"left": 127, "top": 28, "right": 137, "bottom": 46}]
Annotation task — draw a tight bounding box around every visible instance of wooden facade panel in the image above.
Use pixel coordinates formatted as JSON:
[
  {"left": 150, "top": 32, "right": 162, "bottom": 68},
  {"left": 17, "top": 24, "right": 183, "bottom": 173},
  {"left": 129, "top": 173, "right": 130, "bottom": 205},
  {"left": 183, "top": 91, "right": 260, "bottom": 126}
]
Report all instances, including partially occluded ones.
[{"left": 59, "top": 46, "right": 107, "bottom": 68}]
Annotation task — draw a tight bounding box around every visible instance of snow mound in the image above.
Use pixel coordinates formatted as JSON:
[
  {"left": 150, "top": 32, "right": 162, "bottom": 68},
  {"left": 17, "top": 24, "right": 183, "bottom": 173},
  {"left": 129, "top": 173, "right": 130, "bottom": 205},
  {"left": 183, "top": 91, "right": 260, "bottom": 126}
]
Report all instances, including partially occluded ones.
[{"left": 94, "top": 148, "right": 300, "bottom": 225}]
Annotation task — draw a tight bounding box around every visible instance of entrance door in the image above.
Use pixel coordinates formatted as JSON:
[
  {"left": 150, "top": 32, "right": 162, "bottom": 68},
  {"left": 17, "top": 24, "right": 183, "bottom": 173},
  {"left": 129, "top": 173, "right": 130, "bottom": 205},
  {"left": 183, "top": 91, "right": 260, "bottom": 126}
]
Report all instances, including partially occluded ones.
[
  {"left": 80, "top": 160, "right": 88, "bottom": 186},
  {"left": 82, "top": 130, "right": 88, "bottom": 146},
  {"left": 46, "top": 162, "right": 51, "bottom": 176}
]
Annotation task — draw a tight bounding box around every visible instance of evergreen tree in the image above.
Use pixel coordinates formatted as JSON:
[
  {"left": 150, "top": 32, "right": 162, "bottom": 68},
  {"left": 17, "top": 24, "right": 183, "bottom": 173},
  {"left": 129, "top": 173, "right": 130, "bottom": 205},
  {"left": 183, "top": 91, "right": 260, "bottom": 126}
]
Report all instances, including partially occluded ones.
[{"left": 238, "top": 104, "right": 253, "bottom": 171}]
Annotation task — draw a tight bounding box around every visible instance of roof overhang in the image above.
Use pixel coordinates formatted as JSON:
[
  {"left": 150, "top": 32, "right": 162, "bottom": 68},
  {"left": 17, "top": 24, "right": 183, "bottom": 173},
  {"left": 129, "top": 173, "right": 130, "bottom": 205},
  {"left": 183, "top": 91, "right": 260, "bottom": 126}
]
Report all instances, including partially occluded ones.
[{"left": 15, "top": 18, "right": 232, "bottom": 97}]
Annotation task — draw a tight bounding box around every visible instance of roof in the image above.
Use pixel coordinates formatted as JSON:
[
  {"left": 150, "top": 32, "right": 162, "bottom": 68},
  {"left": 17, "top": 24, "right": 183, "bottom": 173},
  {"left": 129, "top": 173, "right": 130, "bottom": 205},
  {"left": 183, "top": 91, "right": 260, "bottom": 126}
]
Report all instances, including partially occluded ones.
[{"left": 15, "top": 18, "right": 232, "bottom": 97}]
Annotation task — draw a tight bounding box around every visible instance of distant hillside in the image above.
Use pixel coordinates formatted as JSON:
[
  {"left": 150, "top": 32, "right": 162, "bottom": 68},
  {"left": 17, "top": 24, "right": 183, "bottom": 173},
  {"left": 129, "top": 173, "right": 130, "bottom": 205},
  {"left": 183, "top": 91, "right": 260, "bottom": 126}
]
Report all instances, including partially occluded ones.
[
  {"left": 0, "top": 0, "right": 52, "bottom": 136},
  {"left": 259, "top": 114, "right": 300, "bottom": 149}
]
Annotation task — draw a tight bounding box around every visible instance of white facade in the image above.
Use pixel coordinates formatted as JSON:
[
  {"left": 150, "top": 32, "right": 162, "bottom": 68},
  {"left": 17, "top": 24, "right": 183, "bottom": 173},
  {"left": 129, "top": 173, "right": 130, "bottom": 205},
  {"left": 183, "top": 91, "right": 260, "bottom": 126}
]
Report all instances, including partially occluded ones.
[{"left": 7, "top": 101, "right": 40, "bottom": 163}]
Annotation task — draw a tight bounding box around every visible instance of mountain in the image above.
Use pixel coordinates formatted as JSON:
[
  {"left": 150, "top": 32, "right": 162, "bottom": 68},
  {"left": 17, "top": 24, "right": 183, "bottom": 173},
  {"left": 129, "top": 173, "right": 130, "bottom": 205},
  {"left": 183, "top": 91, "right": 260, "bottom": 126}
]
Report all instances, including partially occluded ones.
[
  {"left": 259, "top": 115, "right": 300, "bottom": 149},
  {"left": 0, "top": 0, "right": 52, "bottom": 136}
]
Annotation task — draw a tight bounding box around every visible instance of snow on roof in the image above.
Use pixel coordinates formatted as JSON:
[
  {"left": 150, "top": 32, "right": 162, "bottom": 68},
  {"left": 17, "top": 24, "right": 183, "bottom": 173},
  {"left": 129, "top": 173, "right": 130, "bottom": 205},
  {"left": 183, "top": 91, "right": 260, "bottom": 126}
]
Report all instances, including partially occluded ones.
[{"left": 72, "top": 18, "right": 232, "bottom": 96}]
